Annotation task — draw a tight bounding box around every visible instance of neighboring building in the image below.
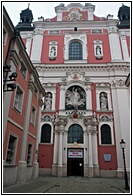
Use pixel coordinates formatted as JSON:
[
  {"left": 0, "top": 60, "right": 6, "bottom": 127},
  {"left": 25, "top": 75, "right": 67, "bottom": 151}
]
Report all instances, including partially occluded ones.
[
  {"left": 3, "top": 2, "right": 130, "bottom": 185},
  {"left": 3, "top": 6, "right": 44, "bottom": 186},
  {"left": 125, "top": 73, "right": 130, "bottom": 93}
]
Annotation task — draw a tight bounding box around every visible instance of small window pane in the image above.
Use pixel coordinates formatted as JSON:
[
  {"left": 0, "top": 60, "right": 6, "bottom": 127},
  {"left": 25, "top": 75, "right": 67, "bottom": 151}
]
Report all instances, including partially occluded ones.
[
  {"left": 101, "top": 124, "right": 112, "bottom": 144},
  {"left": 68, "top": 124, "right": 83, "bottom": 144},
  {"left": 41, "top": 124, "right": 51, "bottom": 143},
  {"left": 69, "top": 41, "right": 83, "bottom": 60}
]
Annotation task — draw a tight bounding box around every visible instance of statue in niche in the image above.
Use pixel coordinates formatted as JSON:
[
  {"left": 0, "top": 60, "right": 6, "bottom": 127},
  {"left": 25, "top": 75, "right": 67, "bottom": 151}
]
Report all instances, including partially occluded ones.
[
  {"left": 50, "top": 46, "right": 56, "bottom": 57},
  {"left": 65, "top": 86, "right": 86, "bottom": 110},
  {"left": 44, "top": 93, "right": 52, "bottom": 110},
  {"left": 96, "top": 46, "right": 102, "bottom": 56},
  {"left": 100, "top": 92, "right": 108, "bottom": 110}
]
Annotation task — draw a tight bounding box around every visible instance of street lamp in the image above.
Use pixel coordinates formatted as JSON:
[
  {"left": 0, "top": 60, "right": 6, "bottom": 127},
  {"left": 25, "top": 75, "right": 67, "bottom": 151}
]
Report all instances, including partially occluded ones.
[{"left": 120, "top": 139, "right": 130, "bottom": 190}]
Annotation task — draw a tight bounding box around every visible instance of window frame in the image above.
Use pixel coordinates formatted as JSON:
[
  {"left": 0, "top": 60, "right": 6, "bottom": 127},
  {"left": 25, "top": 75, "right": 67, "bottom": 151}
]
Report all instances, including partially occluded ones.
[
  {"left": 41, "top": 123, "right": 52, "bottom": 143},
  {"left": 68, "top": 41, "right": 83, "bottom": 60},
  {"left": 31, "top": 105, "right": 36, "bottom": 126},
  {"left": 20, "top": 61, "right": 27, "bottom": 79},
  {"left": 67, "top": 124, "right": 83, "bottom": 144},
  {"left": 5, "top": 134, "right": 18, "bottom": 165},
  {"left": 98, "top": 120, "right": 114, "bottom": 146},
  {"left": 101, "top": 124, "right": 112, "bottom": 144},
  {"left": 14, "top": 85, "right": 24, "bottom": 113}
]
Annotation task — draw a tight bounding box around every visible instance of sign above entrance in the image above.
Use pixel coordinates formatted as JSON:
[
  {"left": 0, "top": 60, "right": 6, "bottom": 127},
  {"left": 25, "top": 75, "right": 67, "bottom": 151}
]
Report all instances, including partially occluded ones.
[{"left": 68, "top": 149, "right": 83, "bottom": 158}]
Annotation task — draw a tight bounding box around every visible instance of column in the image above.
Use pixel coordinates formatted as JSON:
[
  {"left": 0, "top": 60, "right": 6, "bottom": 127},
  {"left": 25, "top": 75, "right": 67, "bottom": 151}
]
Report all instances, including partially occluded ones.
[
  {"left": 52, "top": 127, "right": 59, "bottom": 176},
  {"left": 86, "top": 85, "right": 92, "bottom": 110},
  {"left": 92, "top": 129, "right": 99, "bottom": 176},
  {"left": 88, "top": 128, "right": 94, "bottom": 177},
  {"left": 17, "top": 79, "right": 34, "bottom": 183},
  {"left": 84, "top": 131, "right": 88, "bottom": 176},
  {"left": 33, "top": 97, "right": 43, "bottom": 179},
  {"left": 57, "top": 125, "right": 63, "bottom": 176},
  {"left": 108, "top": 26, "right": 122, "bottom": 61},
  {"left": 120, "top": 33, "right": 130, "bottom": 62},
  {"left": 26, "top": 34, "right": 33, "bottom": 56},
  {"left": 30, "top": 29, "right": 43, "bottom": 63},
  {"left": 59, "top": 84, "right": 65, "bottom": 111}
]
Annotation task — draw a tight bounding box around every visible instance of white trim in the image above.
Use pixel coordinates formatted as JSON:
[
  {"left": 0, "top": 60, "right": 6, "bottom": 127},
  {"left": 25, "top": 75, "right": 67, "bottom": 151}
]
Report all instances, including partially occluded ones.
[{"left": 98, "top": 121, "right": 114, "bottom": 145}]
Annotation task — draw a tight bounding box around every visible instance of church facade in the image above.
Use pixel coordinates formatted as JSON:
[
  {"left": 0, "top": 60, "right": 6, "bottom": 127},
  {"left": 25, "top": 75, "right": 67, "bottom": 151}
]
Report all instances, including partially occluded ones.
[
  {"left": 3, "top": 2, "right": 130, "bottom": 184},
  {"left": 16, "top": 2, "right": 130, "bottom": 178}
]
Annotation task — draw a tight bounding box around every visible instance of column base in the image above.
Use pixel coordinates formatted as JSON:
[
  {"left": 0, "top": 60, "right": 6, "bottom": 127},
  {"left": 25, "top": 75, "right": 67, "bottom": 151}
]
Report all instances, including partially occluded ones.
[
  {"left": 93, "top": 165, "right": 99, "bottom": 176},
  {"left": 88, "top": 166, "right": 94, "bottom": 177},
  {"left": 33, "top": 161, "right": 39, "bottom": 179},
  {"left": 17, "top": 161, "right": 27, "bottom": 184},
  {"left": 52, "top": 164, "right": 58, "bottom": 176},
  {"left": 57, "top": 165, "right": 63, "bottom": 176}
]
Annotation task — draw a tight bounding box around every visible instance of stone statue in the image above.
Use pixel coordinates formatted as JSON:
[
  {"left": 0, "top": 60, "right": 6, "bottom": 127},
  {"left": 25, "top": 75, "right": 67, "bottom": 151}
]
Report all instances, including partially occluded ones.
[
  {"left": 45, "top": 93, "right": 52, "bottom": 110},
  {"left": 100, "top": 93, "right": 108, "bottom": 110},
  {"left": 50, "top": 47, "right": 56, "bottom": 57},
  {"left": 96, "top": 46, "right": 101, "bottom": 55}
]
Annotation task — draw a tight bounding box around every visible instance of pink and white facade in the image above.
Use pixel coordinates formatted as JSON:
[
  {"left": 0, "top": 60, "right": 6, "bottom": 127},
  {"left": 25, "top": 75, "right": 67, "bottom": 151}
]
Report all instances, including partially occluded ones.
[{"left": 15, "top": 3, "right": 130, "bottom": 178}]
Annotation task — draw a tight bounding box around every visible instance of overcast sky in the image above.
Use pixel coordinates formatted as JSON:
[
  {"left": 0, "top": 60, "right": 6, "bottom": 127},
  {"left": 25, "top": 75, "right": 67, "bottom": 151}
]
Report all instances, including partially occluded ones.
[{"left": 3, "top": 1, "right": 131, "bottom": 26}]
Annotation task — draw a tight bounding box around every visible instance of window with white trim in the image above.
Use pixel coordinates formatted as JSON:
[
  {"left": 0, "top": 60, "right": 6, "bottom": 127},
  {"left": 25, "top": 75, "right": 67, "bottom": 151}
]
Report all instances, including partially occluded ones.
[
  {"left": 6, "top": 134, "right": 17, "bottom": 164},
  {"left": 93, "top": 40, "right": 103, "bottom": 60},
  {"left": 31, "top": 106, "right": 36, "bottom": 125},
  {"left": 69, "top": 41, "right": 83, "bottom": 60},
  {"left": 3, "top": 28, "right": 7, "bottom": 45},
  {"left": 41, "top": 124, "right": 51, "bottom": 143},
  {"left": 20, "top": 62, "right": 27, "bottom": 79},
  {"left": 98, "top": 115, "right": 114, "bottom": 145},
  {"left": 14, "top": 86, "right": 23, "bottom": 113},
  {"left": 101, "top": 124, "right": 112, "bottom": 144},
  {"left": 49, "top": 41, "right": 58, "bottom": 60},
  {"left": 27, "top": 143, "right": 33, "bottom": 165}
]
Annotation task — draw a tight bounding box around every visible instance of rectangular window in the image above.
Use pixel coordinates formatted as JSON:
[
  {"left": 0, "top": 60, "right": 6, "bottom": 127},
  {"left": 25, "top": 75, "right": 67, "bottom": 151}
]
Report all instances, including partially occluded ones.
[
  {"left": 20, "top": 62, "right": 27, "bottom": 78},
  {"left": 3, "top": 28, "right": 7, "bottom": 44},
  {"left": 14, "top": 86, "right": 23, "bottom": 113},
  {"left": 27, "top": 143, "right": 33, "bottom": 165},
  {"left": 6, "top": 135, "right": 17, "bottom": 164},
  {"left": 31, "top": 106, "right": 36, "bottom": 125}
]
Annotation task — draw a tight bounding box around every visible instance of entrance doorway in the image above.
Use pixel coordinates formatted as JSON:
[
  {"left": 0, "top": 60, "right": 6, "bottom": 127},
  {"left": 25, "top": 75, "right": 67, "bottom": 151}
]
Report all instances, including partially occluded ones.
[{"left": 67, "top": 149, "right": 84, "bottom": 176}]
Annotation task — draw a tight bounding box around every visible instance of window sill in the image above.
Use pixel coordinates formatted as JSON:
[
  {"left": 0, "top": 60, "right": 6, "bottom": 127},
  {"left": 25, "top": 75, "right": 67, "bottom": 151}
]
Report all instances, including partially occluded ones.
[
  {"left": 13, "top": 107, "right": 22, "bottom": 115},
  {"left": 64, "top": 59, "right": 87, "bottom": 64},
  {"left": 99, "top": 144, "right": 115, "bottom": 146},
  {"left": 4, "top": 164, "right": 16, "bottom": 167}
]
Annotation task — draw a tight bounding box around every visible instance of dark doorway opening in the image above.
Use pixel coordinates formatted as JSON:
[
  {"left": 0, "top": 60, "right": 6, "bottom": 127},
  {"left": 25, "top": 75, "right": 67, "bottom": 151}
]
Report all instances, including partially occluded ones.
[{"left": 67, "top": 158, "right": 84, "bottom": 176}]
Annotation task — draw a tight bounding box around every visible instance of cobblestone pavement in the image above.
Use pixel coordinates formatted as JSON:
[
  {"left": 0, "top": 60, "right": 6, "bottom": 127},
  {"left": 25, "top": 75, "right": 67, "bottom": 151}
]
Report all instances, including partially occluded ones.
[{"left": 3, "top": 176, "right": 131, "bottom": 194}]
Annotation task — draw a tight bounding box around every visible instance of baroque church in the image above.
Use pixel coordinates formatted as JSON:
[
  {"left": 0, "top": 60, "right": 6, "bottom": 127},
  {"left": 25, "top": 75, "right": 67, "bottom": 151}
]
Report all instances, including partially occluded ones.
[{"left": 3, "top": 2, "right": 130, "bottom": 185}]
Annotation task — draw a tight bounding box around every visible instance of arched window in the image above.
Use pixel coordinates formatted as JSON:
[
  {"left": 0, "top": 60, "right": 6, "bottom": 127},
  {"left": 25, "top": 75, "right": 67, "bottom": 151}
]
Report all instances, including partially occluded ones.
[
  {"left": 68, "top": 124, "right": 83, "bottom": 144},
  {"left": 41, "top": 124, "right": 51, "bottom": 143},
  {"left": 101, "top": 124, "right": 112, "bottom": 144},
  {"left": 69, "top": 41, "right": 83, "bottom": 60}
]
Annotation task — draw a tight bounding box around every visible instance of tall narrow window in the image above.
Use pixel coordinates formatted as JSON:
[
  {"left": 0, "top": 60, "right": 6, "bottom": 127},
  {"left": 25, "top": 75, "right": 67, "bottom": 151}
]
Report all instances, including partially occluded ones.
[
  {"left": 31, "top": 106, "right": 36, "bottom": 125},
  {"left": 69, "top": 41, "right": 83, "bottom": 60},
  {"left": 14, "top": 86, "right": 23, "bottom": 113},
  {"left": 27, "top": 143, "right": 32, "bottom": 165},
  {"left": 41, "top": 124, "right": 51, "bottom": 143},
  {"left": 6, "top": 135, "right": 17, "bottom": 164},
  {"left": 68, "top": 124, "right": 83, "bottom": 144},
  {"left": 20, "top": 62, "right": 27, "bottom": 78},
  {"left": 101, "top": 124, "right": 112, "bottom": 144}
]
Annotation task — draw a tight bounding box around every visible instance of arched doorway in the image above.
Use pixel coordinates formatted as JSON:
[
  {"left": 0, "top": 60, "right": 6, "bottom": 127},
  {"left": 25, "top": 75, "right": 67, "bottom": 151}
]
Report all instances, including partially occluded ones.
[{"left": 67, "top": 124, "right": 84, "bottom": 176}]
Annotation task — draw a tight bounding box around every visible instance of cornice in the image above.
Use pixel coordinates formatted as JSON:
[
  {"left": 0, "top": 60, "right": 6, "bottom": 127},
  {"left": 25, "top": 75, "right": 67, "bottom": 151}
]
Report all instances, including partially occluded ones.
[{"left": 35, "top": 64, "right": 130, "bottom": 72}]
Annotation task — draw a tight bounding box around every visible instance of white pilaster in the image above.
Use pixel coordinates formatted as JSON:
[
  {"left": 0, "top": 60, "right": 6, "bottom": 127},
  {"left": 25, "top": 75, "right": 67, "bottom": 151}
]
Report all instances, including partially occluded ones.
[
  {"left": 88, "top": 131, "right": 93, "bottom": 167},
  {"left": 59, "top": 85, "right": 65, "bottom": 110},
  {"left": 58, "top": 130, "right": 63, "bottom": 166},
  {"left": 31, "top": 29, "right": 43, "bottom": 63},
  {"left": 57, "top": 10, "right": 62, "bottom": 21},
  {"left": 120, "top": 33, "right": 130, "bottom": 62},
  {"left": 108, "top": 27, "right": 122, "bottom": 61},
  {"left": 53, "top": 130, "right": 59, "bottom": 165},
  {"left": 26, "top": 34, "right": 33, "bottom": 56},
  {"left": 86, "top": 86, "right": 92, "bottom": 110}
]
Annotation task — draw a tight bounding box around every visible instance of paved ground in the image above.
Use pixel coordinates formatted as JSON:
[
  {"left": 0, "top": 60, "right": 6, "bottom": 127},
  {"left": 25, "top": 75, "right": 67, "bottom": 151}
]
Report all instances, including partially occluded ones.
[{"left": 3, "top": 176, "right": 130, "bottom": 194}]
